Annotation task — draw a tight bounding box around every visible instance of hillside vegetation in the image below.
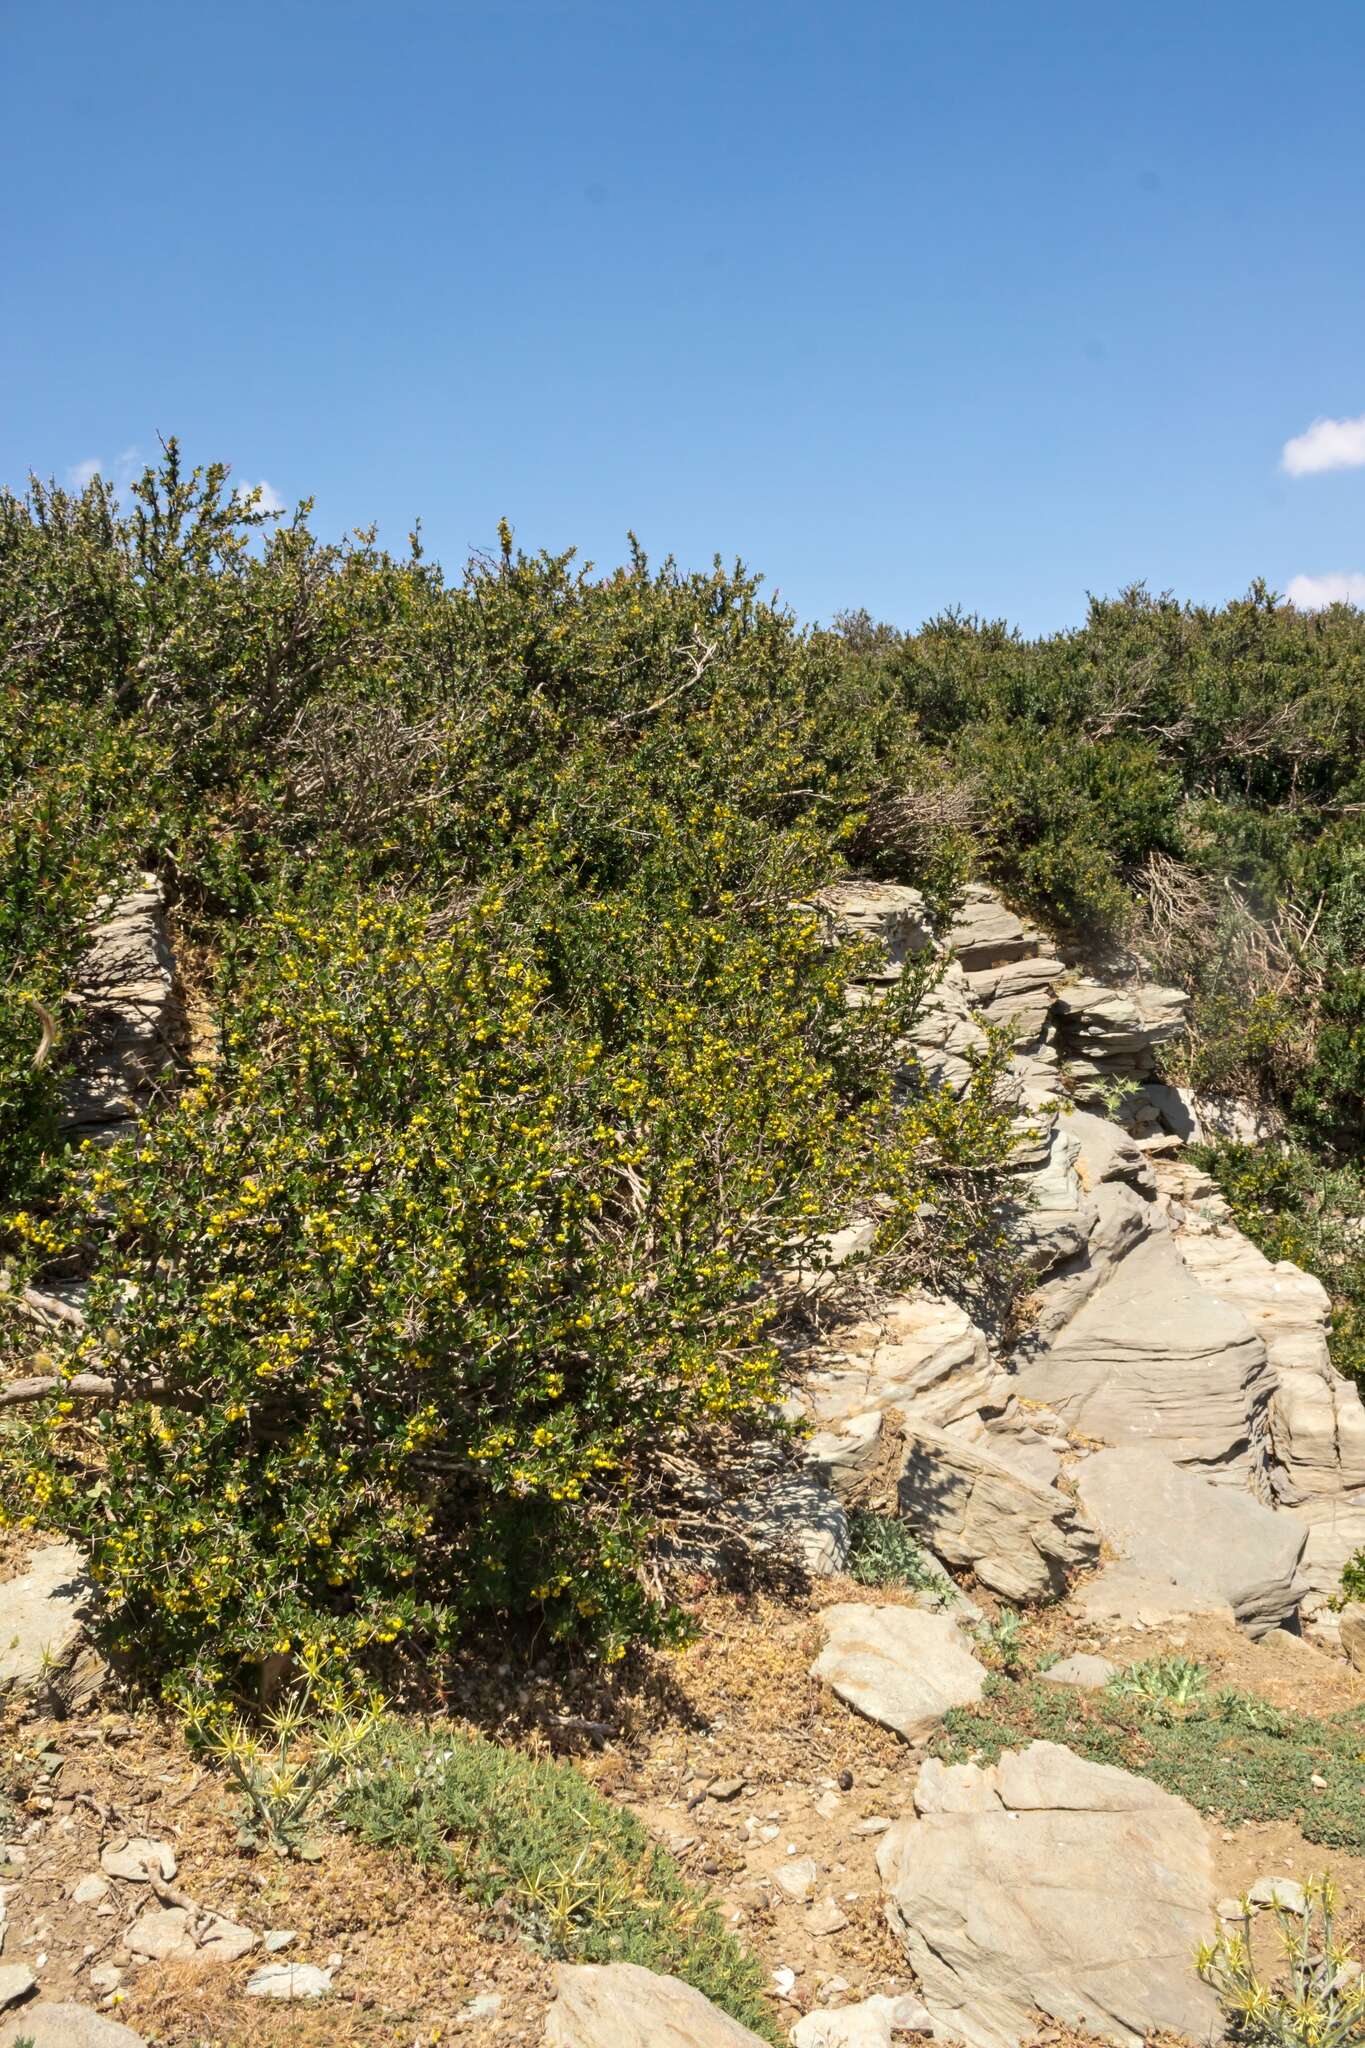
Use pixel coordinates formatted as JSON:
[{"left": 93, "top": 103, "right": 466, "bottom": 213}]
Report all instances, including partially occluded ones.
[{"left": 2, "top": 446, "right": 1363, "bottom": 1704}]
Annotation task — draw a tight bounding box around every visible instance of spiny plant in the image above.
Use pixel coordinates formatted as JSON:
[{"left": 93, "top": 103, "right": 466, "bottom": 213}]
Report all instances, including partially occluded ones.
[
  {"left": 1197, "top": 1876, "right": 1365, "bottom": 2048},
  {"left": 182, "top": 1649, "right": 384, "bottom": 1858}
]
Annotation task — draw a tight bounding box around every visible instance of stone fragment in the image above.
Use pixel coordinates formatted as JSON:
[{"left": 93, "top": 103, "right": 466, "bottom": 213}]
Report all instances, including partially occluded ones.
[
  {"left": 125, "top": 1904, "right": 255, "bottom": 1963},
  {"left": 244, "top": 1961, "right": 334, "bottom": 2000},
  {"left": 0, "top": 2006, "right": 147, "bottom": 2048},
  {"left": 791, "top": 1993, "right": 933, "bottom": 2046},
  {"left": 773, "top": 1857, "right": 818, "bottom": 1903},
  {"left": 1073, "top": 1446, "right": 1307, "bottom": 1636},
  {"left": 897, "top": 1425, "right": 1098, "bottom": 1602},
  {"left": 811, "top": 1604, "right": 987, "bottom": 1741},
  {"left": 1249, "top": 1876, "right": 1307, "bottom": 1915},
  {"left": 543, "top": 1961, "right": 771, "bottom": 2045},
  {"left": 0, "top": 1545, "right": 104, "bottom": 1709},
  {"left": 262, "top": 1928, "right": 296, "bottom": 1952},
  {"left": 806, "top": 1897, "right": 850, "bottom": 1936},
  {"left": 100, "top": 1837, "right": 177, "bottom": 1884},
  {"left": 71, "top": 1874, "right": 110, "bottom": 1905},
  {"left": 1040, "top": 1653, "right": 1117, "bottom": 1690},
  {"left": 0, "top": 1966, "right": 35, "bottom": 2011},
  {"left": 877, "top": 1742, "right": 1220, "bottom": 2048}
]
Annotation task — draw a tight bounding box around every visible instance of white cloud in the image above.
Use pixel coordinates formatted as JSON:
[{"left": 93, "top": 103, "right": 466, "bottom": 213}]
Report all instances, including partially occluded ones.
[
  {"left": 234, "top": 479, "right": 285, "bottom": 516},
  {"left": 1286, "top": 571, "right": 1365, "bottom": 610},
  {"left": 1281, "top": 413, "right": 1365, "bottom": 475},
  {"left": 67, "top": 457, "right": 102, "bottom": 490}
]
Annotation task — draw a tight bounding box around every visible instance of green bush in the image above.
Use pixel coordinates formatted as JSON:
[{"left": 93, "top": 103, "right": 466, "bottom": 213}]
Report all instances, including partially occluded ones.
[
  {"left": 342, "top": 1719, "right": 781, "bottom": 2041},
  {"left": 12, "top": 886, "right": 899, "bottom": 1687},
  {"left": 846, "top": 1511, "right": 950, "bottom": 1596}
]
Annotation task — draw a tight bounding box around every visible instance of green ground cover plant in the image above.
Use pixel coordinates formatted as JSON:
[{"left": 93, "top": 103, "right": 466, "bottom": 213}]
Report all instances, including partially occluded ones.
[
  {"left": 935, "top": 1677, "right": 1365, "bottom": 1850},
  {"left": 341, "top": 1719, "right": 781, "bottom": 2041}
]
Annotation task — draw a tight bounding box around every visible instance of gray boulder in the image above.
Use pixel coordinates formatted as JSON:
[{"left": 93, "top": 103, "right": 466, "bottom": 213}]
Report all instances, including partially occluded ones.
[
  {"left": 877, "top": 1742, "right": 1220, "bottom": 2048},
  {"left": 811, "top": 1603, "right": 988, "bottom": 1741},
  {"left": 1073, "top": 1446, "right": 1307, "bottom": 1636},
  {"left": 898, "top": 1424, "right": 1098, "bottom": 1602},
  {"left": 1013, "top": 1232, "right": 1274, "bottom": 1480}
]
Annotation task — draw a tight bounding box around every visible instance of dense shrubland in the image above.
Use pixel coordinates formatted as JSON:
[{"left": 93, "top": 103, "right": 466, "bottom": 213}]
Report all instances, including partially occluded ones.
[
  {"left": 2, "top": 446, "right": 1364, "bottom": 1699},
  {"left": 838, "top": 588, "right": 1365, "bottom": 1137}
]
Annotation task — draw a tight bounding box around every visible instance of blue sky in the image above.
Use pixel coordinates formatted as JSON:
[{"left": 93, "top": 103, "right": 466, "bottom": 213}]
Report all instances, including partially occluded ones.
[{"left": 4, "top": 0, "right": 1364, "bottom": 634}]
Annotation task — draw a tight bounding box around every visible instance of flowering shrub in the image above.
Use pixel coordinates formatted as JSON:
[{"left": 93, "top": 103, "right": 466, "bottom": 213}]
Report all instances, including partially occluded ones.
[{"left": 13, "top": 886, "right": 905, "bottom": 1688}]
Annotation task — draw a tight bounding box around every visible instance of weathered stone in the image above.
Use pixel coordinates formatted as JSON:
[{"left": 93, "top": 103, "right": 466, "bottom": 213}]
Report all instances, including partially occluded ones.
[
  {"left": 811, "top": 1603, "right": 988, "bottom": 1741},
  {"left": 1053, "top": 980, "right": 1188, "bottom": 1056},
  {"left": 0, "top": 2006, "right": 147, "bottom": 2048},
  {"left": 898, "top": 1425, "right": 1098, "bottom": 1602},
  {"left": 1064, "top": 1110, "right": 1157, "bottom": 1198},
  {"left": 0, "top": 1966, "right": 35, "bottom": 2012},
  {"left": 1028, "top": 1181, "right": 1155, "bottom": 1342},
  {"left": 1040, "top": 1653, "right": 1117, "bottom": 1690},
  {"left": 877, "top": 1742, "right": 1220, "bottom": 2048},
  {"left": 543, "top": 1961, "right": 771, "bottom": 2046},
  {"left": 0, "top": 1544, "right": 104, "bottom": 1709},
  {"left": 791, "top": 1994, "right": 933, "bottom": 2046},
  {"left": 815, "top": 882, "right": 933, "bottom": 978},
  {"left": 948, "top": 886, "right": 1039, "bottom": 970},
  {"left": 965, "top": 955, "right": 1062, "bottom": 1045},
  {"left": 244, "top": 1961, "right": 334, "bottom": 1999},
  {"left": 1073, "top": 1446, "right": 1306, "bottom": 1636},
  {"left": 71, "top": 1874, "right": 109, "bottom": 1904},
  {"left": 801, "top": 1295, "right": 995, "bottom": 1438},
  {"left": 1014, "top": 1233, "right": 1274, "bottom": 1480},
  {"left": 62, "top": 877, "right": 179, "bottom": 1138},
  {"left": 1168, "top": 1211, "right": 1365, "bottom": 1504},
  {"left": 101, "top": 1837, "right": 177, "bottom": 1884},
  {"left": 125, "top": 1904, "right": 256, "bottom": 1963}
]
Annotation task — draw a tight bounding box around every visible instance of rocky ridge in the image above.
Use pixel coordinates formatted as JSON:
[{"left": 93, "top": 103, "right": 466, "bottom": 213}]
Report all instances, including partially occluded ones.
[{"left": 3, "top": 877, "right": 1365, "bottom": 2046}]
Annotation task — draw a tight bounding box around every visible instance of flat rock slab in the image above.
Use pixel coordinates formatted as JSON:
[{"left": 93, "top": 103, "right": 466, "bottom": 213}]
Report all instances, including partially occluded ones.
[
  {"left": 878, "top": 1741, "right": 1220, "bottom": 2048},
  {"left": 1075, "top": 1446, "right": 1307, "bottom": 1636},
  {"left": 1013, "top": 1231, "right": 1274, "bottom": 1478},
  {"left": 811, "top": 1603, "right": 988, "bottom": 1741},
  {"left": 244, "top": 1962, "right": 334, "bottom": 1999},
  {"left": 1041, "top": 1653, "right": 1117, "bottom": 1690},
  {"left": 125, "top": 1904, "right": 256, "bottom": 1963},
  {"left": 0, "top": 2006, "right": 147, "bottom": 2048},
  {"left": 543, "top": 1962, "right": 771, "bottom": 2046},
  {"left": 0, "top": 1543, "right": 102, "bottom": 1707}
]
